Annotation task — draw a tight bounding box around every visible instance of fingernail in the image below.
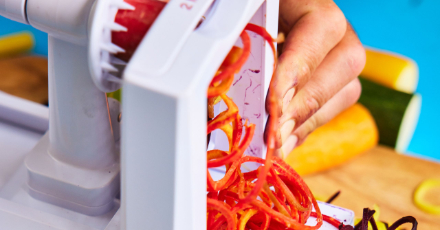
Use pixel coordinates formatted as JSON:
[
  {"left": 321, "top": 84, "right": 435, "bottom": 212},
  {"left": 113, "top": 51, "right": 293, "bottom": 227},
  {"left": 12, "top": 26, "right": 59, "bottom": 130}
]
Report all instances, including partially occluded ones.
[
  {"left": 280, "top": 119, "right": 296, "bottom": 143},
  {"left": 281, "top": 135, "right": 298, "bottom": 156},
  {"left": 282, "top": 88, "right": 296, "bottom": 113}
]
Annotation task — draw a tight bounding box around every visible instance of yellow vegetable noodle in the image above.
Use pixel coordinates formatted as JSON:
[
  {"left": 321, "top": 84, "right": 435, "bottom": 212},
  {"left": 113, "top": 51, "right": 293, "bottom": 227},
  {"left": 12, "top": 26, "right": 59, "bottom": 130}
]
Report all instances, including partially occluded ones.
[{"left": 414, "top": 178, "right": 440, "bottom": 215}]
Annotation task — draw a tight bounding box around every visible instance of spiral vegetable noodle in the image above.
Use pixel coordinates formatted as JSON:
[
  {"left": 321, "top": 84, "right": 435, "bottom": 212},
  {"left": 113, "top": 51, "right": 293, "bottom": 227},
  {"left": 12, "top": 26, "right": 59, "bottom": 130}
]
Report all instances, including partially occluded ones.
[{"left": 206, "top": 24, "right": 324, "bottom": 230}]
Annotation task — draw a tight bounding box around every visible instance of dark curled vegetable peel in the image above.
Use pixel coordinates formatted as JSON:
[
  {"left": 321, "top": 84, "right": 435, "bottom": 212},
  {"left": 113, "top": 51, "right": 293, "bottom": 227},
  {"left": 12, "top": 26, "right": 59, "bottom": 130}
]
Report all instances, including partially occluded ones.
[
  {"left": 387, "top": 216, "right": 418, "bottom": 230},
  {"left": 325, "top": 190, "right": 341, "bottom": 204},
  {"left": 338, "top": 208, "right": 418, "bottom": 230}
]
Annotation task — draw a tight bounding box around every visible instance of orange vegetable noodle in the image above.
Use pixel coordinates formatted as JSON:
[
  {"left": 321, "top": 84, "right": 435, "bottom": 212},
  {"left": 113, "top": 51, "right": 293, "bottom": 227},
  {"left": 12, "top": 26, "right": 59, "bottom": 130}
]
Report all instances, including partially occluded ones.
[{"left": 206, "top": 24, "right": 330, "bottom": 230}]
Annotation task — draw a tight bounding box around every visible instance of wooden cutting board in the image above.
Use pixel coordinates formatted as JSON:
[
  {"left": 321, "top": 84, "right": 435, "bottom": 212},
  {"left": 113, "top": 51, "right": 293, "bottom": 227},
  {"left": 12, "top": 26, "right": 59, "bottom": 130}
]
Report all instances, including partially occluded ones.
[
  {"left": 0, "top": 56, "right": 48, "bottom": 104},
  {"left": 304, "top": 145, "right": 440, "bottom": 229}
]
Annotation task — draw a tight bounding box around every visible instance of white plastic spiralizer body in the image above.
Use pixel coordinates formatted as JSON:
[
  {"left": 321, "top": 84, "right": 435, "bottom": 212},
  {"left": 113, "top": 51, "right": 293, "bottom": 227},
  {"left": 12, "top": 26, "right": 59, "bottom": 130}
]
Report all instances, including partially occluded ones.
[
  {"left": 121, "top": 0, "right": 275, "bottom": 229},
  {"left": 121, "top": 0, "right": 353, "bottom": 229}
]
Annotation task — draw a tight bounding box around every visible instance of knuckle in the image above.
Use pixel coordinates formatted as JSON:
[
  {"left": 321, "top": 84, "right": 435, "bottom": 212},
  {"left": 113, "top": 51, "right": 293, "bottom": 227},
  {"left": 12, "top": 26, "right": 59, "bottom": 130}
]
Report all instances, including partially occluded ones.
[
  {"left": 306, "top": 94, "right": 322, "bottom": 115},
  {"left": 293, "top": 127, "right": 310, "bottom": 147},
  {"left": 345, "top": 41, "right": 366, "bottom": 77},
  {"left": 305, "top": 85, "right": 326, "bottom": 110},
  {"left": 294, "top": 114, "right": 323, "bottom": 144},
  {"left": 320, "top": 3, "right": 347, "bottom": 40},
  {"left": 297, "top": 59, "right": 314, "bottom": 81},
  {"left": 297, "top": 87, "right": 325, "bottom": 124},
  {"left": 306, "top": 116, "right": 319, "bottom": 135},
  {"left": 349, "top": 78, "right": 362, "bottom": 103},
  {"left": 341, "top": 78, "right": 362, "bottom": 107},
  {"left": 279, "top": 50, "right": 314, "bottom": 86}
]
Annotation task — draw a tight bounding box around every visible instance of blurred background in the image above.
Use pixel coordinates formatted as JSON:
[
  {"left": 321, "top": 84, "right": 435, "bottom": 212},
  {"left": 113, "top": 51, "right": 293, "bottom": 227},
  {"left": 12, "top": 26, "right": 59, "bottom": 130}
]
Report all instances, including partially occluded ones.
[{"left": 334, "top": 0, "right": 440, "bottom": 161}]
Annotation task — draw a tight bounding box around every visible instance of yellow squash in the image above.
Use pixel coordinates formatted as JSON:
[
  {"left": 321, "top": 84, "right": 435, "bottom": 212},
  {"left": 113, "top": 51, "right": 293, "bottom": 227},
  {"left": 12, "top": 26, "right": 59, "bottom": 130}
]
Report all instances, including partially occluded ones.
[
  {"left": 0, "top": 32, "right": 34, "bottom": 58},
  {"left": 361, "top": 48, "right": 418, "bottom": 93}
]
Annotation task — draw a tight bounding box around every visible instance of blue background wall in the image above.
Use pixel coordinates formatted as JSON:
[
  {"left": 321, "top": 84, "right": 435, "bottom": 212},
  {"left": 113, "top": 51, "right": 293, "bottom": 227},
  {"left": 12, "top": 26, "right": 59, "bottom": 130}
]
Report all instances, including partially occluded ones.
[
  {"left": 0, "top": 0, "right": 438, "bottom": 160},
  {"left": 334, "top": 0, "right": 440, "bottom": 161}
]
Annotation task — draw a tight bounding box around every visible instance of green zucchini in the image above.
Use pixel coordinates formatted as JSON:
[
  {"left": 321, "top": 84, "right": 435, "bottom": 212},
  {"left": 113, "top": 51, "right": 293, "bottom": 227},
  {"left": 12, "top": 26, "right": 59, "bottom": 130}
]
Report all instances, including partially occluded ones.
[{"left": 358, "top": 77, "right": 421, "bottom": 152}]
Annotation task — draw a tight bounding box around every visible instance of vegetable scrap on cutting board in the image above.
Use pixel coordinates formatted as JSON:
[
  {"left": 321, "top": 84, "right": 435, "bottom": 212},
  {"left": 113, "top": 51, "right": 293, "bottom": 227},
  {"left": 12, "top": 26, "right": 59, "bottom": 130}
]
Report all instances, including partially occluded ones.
[{"left": 303, "top": 145, "right": 440, "bottom": 229}]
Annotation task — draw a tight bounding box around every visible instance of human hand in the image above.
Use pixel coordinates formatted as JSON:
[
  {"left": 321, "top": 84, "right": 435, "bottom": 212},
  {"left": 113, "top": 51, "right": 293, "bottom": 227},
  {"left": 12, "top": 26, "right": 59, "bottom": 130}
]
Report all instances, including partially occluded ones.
[{"left": 268, "top": 0, "right": 366, "bottom": 157}]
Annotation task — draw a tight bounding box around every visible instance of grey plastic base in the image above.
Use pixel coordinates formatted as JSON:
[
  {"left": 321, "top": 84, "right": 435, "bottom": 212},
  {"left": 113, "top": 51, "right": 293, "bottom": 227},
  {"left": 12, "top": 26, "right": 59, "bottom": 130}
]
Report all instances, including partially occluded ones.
[{"left": 25, "top": 134, "right": 120, "bottom": 216}]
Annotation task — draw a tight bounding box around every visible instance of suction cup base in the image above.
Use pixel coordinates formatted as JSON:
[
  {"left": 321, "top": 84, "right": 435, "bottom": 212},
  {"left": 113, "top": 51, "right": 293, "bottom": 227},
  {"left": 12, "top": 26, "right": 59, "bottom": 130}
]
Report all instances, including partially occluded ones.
[{"left": 25, "top": 134, "right": 120, "bottom": 216}]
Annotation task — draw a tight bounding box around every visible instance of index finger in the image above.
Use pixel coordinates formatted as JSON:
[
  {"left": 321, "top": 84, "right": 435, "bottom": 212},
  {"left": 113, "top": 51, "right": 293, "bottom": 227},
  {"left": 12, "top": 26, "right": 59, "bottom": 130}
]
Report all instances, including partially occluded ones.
[{"left": 270, "top": 0, "right": 347, "bottom": 116}]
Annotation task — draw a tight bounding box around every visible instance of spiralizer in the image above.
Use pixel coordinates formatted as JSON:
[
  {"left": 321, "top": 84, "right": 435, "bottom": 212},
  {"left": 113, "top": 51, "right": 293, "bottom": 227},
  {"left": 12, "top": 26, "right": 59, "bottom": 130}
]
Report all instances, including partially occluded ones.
[{"left": 0, "top": 0, "right": 354, "bottom": 229}]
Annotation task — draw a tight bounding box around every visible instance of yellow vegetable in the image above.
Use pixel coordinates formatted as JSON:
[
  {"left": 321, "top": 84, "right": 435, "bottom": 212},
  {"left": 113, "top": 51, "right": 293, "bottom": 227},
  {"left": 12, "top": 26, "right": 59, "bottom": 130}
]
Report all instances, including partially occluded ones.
[
  {"left": 372, "top": 204, "right": 380, "bottom": 221},
  {"left": 361, "top": 48, "right": 418, "bottom": 93},
  {"left": 284, "top": 103, "right": 378, "bottom": 175},
  {"left": 414, "top": 178, "right": 440, "bottom": 215},
  {"left": 0, "top": 32, "right": 34, "bottom": 58}
]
